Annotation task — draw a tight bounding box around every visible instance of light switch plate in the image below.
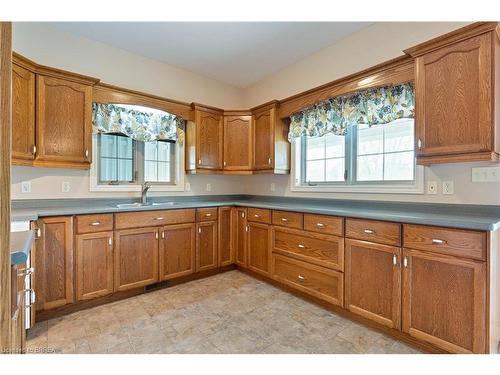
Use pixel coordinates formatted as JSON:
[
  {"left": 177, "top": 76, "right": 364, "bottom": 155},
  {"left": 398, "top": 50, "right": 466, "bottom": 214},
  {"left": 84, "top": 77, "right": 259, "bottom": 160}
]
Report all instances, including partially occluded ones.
[
  {"left": 442, "top": 181, "right": 454, "bottom": 195},
  {"left": 427, "top": 181, "right": 437, "bottom": 195},
  {"left": 21, "top": 181, "right": 31, "bottom": 193},
  {"left": 62, "top": 181, "right": 71, "bottom": 193}
]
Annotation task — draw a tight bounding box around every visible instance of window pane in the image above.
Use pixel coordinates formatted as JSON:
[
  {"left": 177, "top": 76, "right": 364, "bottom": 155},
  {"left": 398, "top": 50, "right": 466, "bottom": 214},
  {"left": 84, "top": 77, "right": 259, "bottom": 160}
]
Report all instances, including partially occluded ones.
[
  {"left": 384, "top": 119, "right": 414, "bottom": 153},
  {"left": 325, "top": 158, "right": 345, "bottom": 182},
  {"left": 358, "top": 125, "right": 383, "bottom": 155},
  {"left": 144, "top": 142, "right": 157, "bottom": 161},
  {"left": 100, "top": 158, "right": 117, "bottom": 181},
  {"left": 157, "top": 162, "right": 171, "bottom": 182},
  {"left": 117, "top": 136, "right": 133, "bottom": 159},
  {"left": 157, "top": 142, "right": 171, "bottom": 162},
  {"left": 144, "top": 161, "right": 157, "bottom": 181},
  {"left": 100, "top": 134, "right": 117, "bottom": 158},
  {"left": 325, "top": 133, "right": 345, "bottom": 158},
  {"left": 306, "top": 159, "right": 325, "bottom": 182},
  {"left": 357, "top": 154, "right": 383, "bottom": 181},
  {"left": 117, "top": 159, "right": 133, "bottom": 182},
  {"left": 384, "top": 151, "right": 414, "bottom": 180},
  {"left": 306, "top": 137, "right": 324, "bottom": 160}
]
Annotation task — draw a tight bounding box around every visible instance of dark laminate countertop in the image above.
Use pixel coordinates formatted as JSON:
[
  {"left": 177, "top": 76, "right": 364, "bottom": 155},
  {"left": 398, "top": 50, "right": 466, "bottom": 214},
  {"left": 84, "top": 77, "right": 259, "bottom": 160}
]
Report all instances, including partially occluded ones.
[{"left": 11, "top": 195, "right": 500, "bottom": 231}]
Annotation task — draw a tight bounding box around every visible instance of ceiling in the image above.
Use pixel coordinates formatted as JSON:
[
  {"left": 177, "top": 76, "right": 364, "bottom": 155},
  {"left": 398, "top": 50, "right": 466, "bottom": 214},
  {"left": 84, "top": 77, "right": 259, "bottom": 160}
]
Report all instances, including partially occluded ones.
[{"left": 48, "top": 22, "right": 372, "bottom": 88}]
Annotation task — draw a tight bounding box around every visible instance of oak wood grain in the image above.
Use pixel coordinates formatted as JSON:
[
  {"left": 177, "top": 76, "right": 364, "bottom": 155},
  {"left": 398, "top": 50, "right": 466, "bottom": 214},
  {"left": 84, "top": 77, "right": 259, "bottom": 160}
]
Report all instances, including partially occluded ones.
[
  {"left": 218, "top": 207, "right": 234, "bottom": 267},
  {"left": 304, "top": 213, "right": 344, "bottom": 236},
  {"left": 272, "top": 210, "right": 304, "bottom": 230},
  {"left": 247, "top": 207, "right": 271, "bottom": 224},
  {"left": 196, "top": 221, "right": 218, "bottom": 272},
  {"left": 75, "top": 214, "right": 114, "bottom": 234},
  {"left": 223, "top": 115, "right": 253, "bottom": 170},
  {"left": 159, "top": 223, "right": 196, "bottom": 280},
  {"left": 233, "top": 207, "right": 247, "bottom": 268},
  {"left": 195, "top": 108, "right": 223, "bottom": 170},
  {"left": 196, "top": 207, "right": 218, "bottom": 222},
  {"left": 346, "top": 218, "right": 401, "bottom": 247},
  {"left": 247, "top": 222, "right": 271, "bottom": 276},
  {"left": 114, "top": 209, "right": 195, "bottom": 229}
]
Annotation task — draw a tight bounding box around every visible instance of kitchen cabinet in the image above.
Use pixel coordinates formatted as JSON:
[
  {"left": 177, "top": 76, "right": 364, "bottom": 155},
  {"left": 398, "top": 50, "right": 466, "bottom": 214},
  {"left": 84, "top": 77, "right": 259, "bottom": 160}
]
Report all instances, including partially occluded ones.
[
  {"left": 75, "top": 231, "right": 114, "bottom": 301},
  {"left": 405, "top": 23, "right": 500, "bottom": 165},
  {"left": 234, "top": 207, "right": 248, "bottom": 268},
  {"left": 12, "top": 60, "right": 35, "bottom": 165},
  {"left": 223, "top": 112, "right": 253, "bottom": 172},
  {"left": 35, "top": 216, "right": 74, "bottom": 310},
  {"left": 114, "top": 227, "right": 159, "bottom": 291},
  {"left": 196, "top": 221, "right": 218, "bottom": 272},
  {"left": 10, "top": 263, "right": 26, "bottom": 354},
  {"left": 247, "top": 222, "right": 271, "bottom": 276},
  {"left": 345, "top": 239, "right": 401, "bottom": 329},
  {"left": 159, "top": 223, "right": 196, "bottom": 280},
  {"left": 218, "top": 207, "right": 234, "bottom": 267},
  {"left": 402, "top": 248, "right": 486, "bottom": 353},
  {"left": 36, "top": 74, "right": 93, "bottom": 169},
  {"left": 251, "top": 101, "right": 290, "bottom": 174}
]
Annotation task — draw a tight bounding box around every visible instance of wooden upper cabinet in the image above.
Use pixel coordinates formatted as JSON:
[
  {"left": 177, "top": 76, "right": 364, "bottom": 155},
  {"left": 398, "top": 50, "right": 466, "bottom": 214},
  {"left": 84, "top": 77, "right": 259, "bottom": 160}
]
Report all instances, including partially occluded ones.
[
  {"left": 12, "top": 62, "right": 35, "bottom": 164},
  {"left": 223, "top": 113, "right": 253, "bottom": 171},
  {"left": 194, "top": 107, "right": 223, "bottom": 170},
  {"left": 402, "top": 248, "right": 486, "bottom": 353},
  {"left": 36, "top": 74, "right": 93, "bottom": 168},
  {"left": 406, "top": 23, "right": 500, "bottom": 164},
  {"left": 196, "top": 221, "right": 218, "bottom": 272},
  {"left": 159, "top": 223, "right": 196, "bottom": 280},
  {"left": 35, "top": 216, "right": 74, "bottom": 311}
]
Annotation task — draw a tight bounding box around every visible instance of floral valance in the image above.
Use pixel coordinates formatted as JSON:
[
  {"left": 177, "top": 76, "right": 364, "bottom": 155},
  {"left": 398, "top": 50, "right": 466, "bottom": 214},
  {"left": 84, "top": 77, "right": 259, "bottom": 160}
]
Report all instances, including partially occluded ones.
[
  {"left": 288, "top": 82, "right": 415, "bottom": 141},
  {"left": 92, "top": 103, "right": 184, "bottom": 143}
]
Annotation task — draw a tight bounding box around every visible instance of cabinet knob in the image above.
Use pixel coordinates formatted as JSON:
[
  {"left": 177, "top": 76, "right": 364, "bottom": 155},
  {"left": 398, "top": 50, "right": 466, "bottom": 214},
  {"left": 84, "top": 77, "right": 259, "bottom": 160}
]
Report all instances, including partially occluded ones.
[
  {"left": 108, "top": 237, "right": 112, "bottom": 246},
  {"left": 393, "top": 254, "right": 397, "bottom": 266},
  {"left": 403, "top": 257, "right": 408, "bottom": 268},
  {"left": 417, "top": 139, "right": 422, "bottom": 149},
  {"left": 297, "top": 275, "right": 306, "bottom": 281},
  {"left": 155, "top": 232, "right": 159, "bottom": 240},
  {"left": 198, "top": 159, "right": 202, "bottom": 164},
  {"left": 90, "top": 221, "right": 101, "bottom": 226},
  {"left": 254, "top": 214, "right": 260, "bottom": 218},
  {"left": 35, "top": 228, "right": 41, "bottom": 238},
  {"left": 363, "top": 229, "right": 374, "bottom": 234},
  {"left": 161, "top": 231, "right": 165, "bottom": 239},
  {"left": 268, "top": 158, "right": 272, "bottom": 165},
  {"left": 298, "top": 244, "right": 305, "bottom": 249},
  {"left": 155, "top": 217, "right": 164, "bottom": 221},
  {"left": 431, "top": 238, "right": 446, "bottom": 245},
  {"left": 198, "top": 227, "right": 202, "bottom": 234},
  {"left": 316, "top": 223, "right": 325, "bottom": 227},
  {"left": 223, "top": 161, "right": 227, "bottom": 167},
  {"left": 281, "top": 218, "right": 288, "bottom": 222},
  {"left": 205, "top": 213, "right": 212, "bottom": 217},
  {"left": 85, "top": 149, "right": 89, "bottom": 158}
]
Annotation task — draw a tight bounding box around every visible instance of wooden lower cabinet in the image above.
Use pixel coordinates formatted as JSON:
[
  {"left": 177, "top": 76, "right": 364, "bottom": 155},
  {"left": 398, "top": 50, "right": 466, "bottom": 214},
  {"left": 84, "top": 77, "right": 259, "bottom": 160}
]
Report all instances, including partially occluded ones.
[
  {"left": 218, "top": 207, "right": 234, "bottom": 266},
  {"left": 159, "top": 223, "right": 196, "bottom": 280},
  {"left": 114, "top": 227, "right": 159, "bottom": 292},
  {"left": 196, "top": 221, "right": 218, "bottom": 272},
  {"left": 345, "top": 239, "right": 401, "bottom": 329},
  {"left": 35, "top": 216, "right": 74, "bottom": 310},
  {"left": 402, "top": 248, "right": 487, "bottom": 353},
  {"left": 247, "top": 222, "right": 271, "bottom": 276},
  {"left": 11, "top": 263, "right": 26, "bottom": 354},
  {"left": 75, "top": 231, "right": 114, "bottom": 301},
  {"left": 234, "top": 207, "right": 247, "bottom": 267}
]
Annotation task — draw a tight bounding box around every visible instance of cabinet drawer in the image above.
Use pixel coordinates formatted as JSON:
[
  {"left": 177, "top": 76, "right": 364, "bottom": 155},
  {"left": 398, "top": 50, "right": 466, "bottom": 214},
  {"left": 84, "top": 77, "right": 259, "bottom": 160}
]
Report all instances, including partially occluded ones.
[
  {"left": 403, "top": 224, "right": 486, "bottom": 261},
  {"left": 196, "top": 207, "right": 218, "bottom": 222},
  {"left": 115, "top": 209, "right": 195, "bottom": 229},
  {"left": 346, "top": 218, "right": 401, "bottom": 246},
  {"left": 304, "top": 214, "right": 343, "bottom": 236},
  {"left": 273, "top": 254, "right": 343, "bottom": 306},
  {"left": 272, "top": 210, "right": 303, "bottom": 229},
  {"left": 248, "top": 208, "right": 271, "bottom": 224},
  {"left": 75, "top": 214, "right": 114, "bottom": 234},
  {"left": 273, "top": 227, "right": 344, "bottom": 271}
]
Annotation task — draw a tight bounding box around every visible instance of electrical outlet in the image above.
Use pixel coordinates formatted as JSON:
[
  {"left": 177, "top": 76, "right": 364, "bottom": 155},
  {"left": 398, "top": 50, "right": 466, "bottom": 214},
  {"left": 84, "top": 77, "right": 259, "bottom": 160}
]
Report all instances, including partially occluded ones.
[
  {"left": 62, "top": 181, "right": 71, "bottom": 193},
  {"left": 270, "top": 183, "right": 276, "bottom": 192},
  {"left": 21, "top": 181, "right": 31, "bottom": 193},
  {"left": 185, "top": 182, "right": 191, "bottom": 192},
  {"left": 206, "top": 183, "right": 211, "bottom": 192},
  {"left": 442, "top": 181, "right": 454, "bottom": 195},
  {"left": 427, "top": 181, "right": 437, "bottom": 195},
  {"left": 472, "top": 166, "right": 500, "bottom": 182}
]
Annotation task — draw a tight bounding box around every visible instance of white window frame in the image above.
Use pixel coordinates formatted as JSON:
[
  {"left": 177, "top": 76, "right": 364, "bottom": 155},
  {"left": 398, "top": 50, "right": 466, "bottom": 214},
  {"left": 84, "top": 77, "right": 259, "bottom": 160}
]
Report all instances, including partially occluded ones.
[
  {"left": 290, "top": 122, "right": 424, "bottom": 194},
  {"left": 90, "top": 134, "right": 185, "bottom": 193}
]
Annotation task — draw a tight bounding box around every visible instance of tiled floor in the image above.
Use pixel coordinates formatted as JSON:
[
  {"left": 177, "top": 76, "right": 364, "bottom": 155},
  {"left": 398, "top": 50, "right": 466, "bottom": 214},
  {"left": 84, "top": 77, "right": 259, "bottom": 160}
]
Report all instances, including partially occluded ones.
[{"left": 26, "top": 270, "right": 421, "bottom": 354}]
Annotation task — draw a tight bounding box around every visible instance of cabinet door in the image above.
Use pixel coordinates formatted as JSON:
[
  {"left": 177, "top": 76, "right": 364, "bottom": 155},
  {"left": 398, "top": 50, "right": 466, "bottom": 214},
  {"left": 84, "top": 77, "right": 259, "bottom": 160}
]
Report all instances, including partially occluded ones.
[
  {"left": 159, "top": 223, "right": 196, "bottom": 280},
  {"left": 10, "top": 264, "right": 25, "bottom": 354},
  {"left": 402, "top": 248, "right": 486, "bottom": 353},
  {"left": 416, "top": 33, "right": 492, "bottom": 158},
  {"left": 75, "top": 231, "right": 114, "bottom": 301},
  {"left": 114, "top": 228, "right": 159, "bottom": 292},
  {"left": 223, "top": 115, "right": 252, "bottom": 170},
  {"left": 196, "top": 221, "right": 218, "bottom": 272},
  {"left": 234, "top": 208, "right": 247, "bottom": 267},
  {"left": 247, "top": 222, "right": 271, "bottom": 276},
  {"left": 35, "top": 217, "right": 74, "bottom": 310},
  {"left": 36, "top": 75, "right": 92, "bottom": 167},
  {"left": 12, "top": 63, "right": 35, "bottom": 163},
  {"left": 218, "top": 207, "right": 234, "bottom": 266},
  {"left": 253, "top": 109, "right": 274, "bottom": 170},
  {"left": 196, "top": 110, "right": 223, "bottom": 170},
  {"left": 345, "top": 239, "right": 401, "bottom": 329}
]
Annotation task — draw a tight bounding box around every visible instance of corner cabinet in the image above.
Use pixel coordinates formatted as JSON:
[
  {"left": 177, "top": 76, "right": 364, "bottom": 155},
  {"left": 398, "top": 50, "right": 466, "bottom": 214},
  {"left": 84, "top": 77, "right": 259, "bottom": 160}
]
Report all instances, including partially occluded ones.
[
  {"left": 405, "top": 22, "right": 500, "bottom": 165},
  {"left": 223, "top": 112, "right": 253, "bottom": 172}
]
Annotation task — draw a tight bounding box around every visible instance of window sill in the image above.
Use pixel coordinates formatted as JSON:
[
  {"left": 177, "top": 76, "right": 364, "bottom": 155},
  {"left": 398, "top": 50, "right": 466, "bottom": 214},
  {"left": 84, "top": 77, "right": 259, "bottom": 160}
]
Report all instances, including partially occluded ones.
[
  {"left": 290, "top": 182, "right": 424, "bottom": 194},
  {"left": 89, "top": 183, "right": 185, "bottom": 193}
]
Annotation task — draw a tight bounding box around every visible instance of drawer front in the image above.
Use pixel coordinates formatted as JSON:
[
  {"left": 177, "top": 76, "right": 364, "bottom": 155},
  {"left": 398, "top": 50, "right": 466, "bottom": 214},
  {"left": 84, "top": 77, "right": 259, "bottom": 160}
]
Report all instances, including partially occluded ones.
[
  {"left": 403, "top": 224, "right": 486, "bottom": 260},
  {"left": 272, "top": 210, "right": 304, "bottom": 229},
  {"left": 76, "top": 214, "right": 114, "bottom": 234},
  {"left": 115, "top": 209, "right": 196, "bottom": 229},
  {"left": 196, "top": 207, "right": 218, "bottom": 222},
  {"left": 304, "top": 214, "right": 343, "bottom": 236},
  {"left": 248, "top": 207, "right": 271, "bottom": 224},
  {"left": 273, "top": 227, "right": 344, "bottom": 271},
  {"left": 346, "top": 218, "right": 401, "bottom": 246},
  {"left": 273, "top": 254, "right": 343, "bottom": 306}
]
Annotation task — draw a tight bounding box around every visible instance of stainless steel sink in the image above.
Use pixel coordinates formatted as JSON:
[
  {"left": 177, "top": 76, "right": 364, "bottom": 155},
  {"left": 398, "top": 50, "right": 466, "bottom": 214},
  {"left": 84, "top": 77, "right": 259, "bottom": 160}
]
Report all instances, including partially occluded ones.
[
  {"left": 116, "top": 202, "right": 177, "bottom": 208},
  {"left": 152, "top": 202, "right": 177, "bottom": 206}
]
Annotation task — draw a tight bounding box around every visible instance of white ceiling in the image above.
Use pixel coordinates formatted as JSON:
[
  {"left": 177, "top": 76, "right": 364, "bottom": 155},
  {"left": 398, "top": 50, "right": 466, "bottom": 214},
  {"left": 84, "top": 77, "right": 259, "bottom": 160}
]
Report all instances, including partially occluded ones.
[{"left": 48, "top": 22, "right": 372, "bottom": 88}]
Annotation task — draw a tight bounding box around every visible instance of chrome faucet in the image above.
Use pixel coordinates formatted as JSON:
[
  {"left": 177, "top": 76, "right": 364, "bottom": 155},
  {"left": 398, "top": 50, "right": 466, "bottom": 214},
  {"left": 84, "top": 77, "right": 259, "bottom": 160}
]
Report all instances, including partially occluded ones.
[{"left": 142, "top": 182, "right": 151, "bottom": 205}]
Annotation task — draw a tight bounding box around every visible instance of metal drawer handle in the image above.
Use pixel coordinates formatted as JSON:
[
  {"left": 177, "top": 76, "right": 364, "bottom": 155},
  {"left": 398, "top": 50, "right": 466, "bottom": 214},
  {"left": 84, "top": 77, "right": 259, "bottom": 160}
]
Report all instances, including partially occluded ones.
[
  {"left": 155, "top": 217, "right": 164, "bottom": 221},
  {"left": 90, "top": 221, "right": 101, "bottom": 226},
  {"left": 364, "top": 229, "right": 375, "bottom": 234},
  {"left": 393, "top": 254, "right": 397, "bottom": 266},
  {"left": 431, "top": 239, "right": 446, "bottom": 245},
  {"left": 316, "top": 223, "right": 325, "bottom": 227},
  {"left": 297, "top": 275, "right": 306, "bottom": 281},
  {"left": 281, "top": 218, "right": 288, "bottom": 222},
  {"left": 254, "top": 214, "right": 260, "bottom": 218},
  {"left": 298, "top": 244, "right": 305, "bottom": 249},
  {"left": 403, "top": 257, "right": 408, "bottom": 268},
  {"left": 205, "top": 213, "right": 212, "bottom": 217}
]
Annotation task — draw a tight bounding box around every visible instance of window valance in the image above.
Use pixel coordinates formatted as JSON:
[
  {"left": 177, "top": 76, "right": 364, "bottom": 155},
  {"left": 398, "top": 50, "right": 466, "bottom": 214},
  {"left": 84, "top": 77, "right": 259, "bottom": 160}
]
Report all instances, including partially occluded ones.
[
  {"left": 288, "top": 82, "right": 415, "bottom": 141},
  {"left": 92, "top": 103, "right": 183, "bottom": 143}
]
